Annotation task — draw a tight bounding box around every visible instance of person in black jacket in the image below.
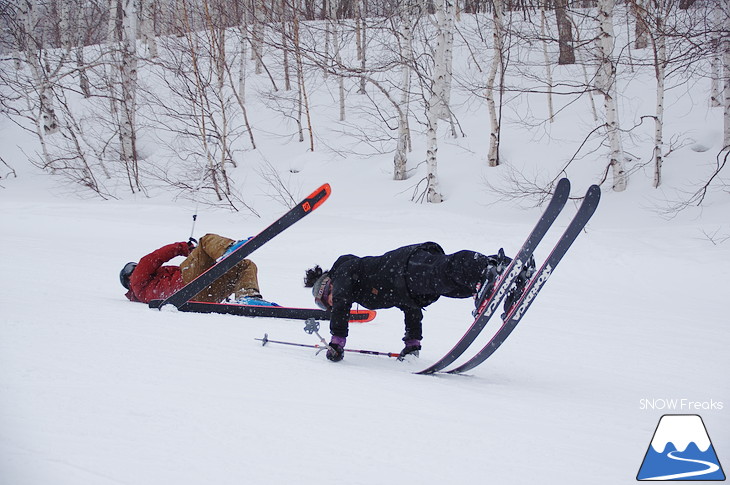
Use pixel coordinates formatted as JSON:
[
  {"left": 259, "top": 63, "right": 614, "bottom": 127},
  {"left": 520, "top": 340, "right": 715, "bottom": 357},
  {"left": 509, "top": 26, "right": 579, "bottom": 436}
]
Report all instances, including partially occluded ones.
[{"left": 304, "top": 242, "right": 515, "bottom": 362}]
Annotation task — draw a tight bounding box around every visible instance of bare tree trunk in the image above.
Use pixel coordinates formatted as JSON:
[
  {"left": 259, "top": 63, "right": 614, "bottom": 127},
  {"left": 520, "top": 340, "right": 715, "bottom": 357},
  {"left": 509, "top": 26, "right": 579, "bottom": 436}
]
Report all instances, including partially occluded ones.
[
  {"left": 425, "top": 0, "right": 449, "bottom": 203},
  {"left": 119, "top": 0, "right": 139, "bottom": 192},
  {"left": 652, "top": 6, "right": 666, "bottom": 188},
  {"left": 20, "top": 0, "right": 60, "bottom": 137},
  {"left": 141, "top": 0, "right": 158, "bottom": 58},
  {"left": 280, "top": 0, "right": 292, "bottom": 91},
  {"left": 394, "top": 0, "right": 414, "bottom": 181},
  {"left": 711, "top": 4, "right": 724, "bottom": 109},
  {"left": 596, "top": 0, "right": 626, "bottom": 191},
  {"left": 631, "top": 0, "right": 649, "bottom": 50},
  {"left": 356, "top": 0, "right": 367, "bottom": 95},
  {"left": 554, "top": 0, "right": 575, "bottom": 64},
  {"left": 293, "top": 16, "right": 314, "bottom": 150},
  {"left": 251, "top": 0, "right": 264, "bottom": 74},
  {"left": 724, "top": 9, "right": 730, "bottom": 148},
  {"left": 540, "top": 7, "right": 554, "bottom": 122},
  {"left": 487, "top": 0, "right": 505, "bottom": 167}
]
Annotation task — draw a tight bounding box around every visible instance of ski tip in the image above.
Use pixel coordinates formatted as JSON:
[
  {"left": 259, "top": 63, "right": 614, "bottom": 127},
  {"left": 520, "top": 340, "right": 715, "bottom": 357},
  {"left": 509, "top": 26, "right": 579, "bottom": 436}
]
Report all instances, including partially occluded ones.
[
  {"left": 304, "top": 183, "right": 332, "bottom": 212},
  {"left": 349, "top": 309, "right": 377, "bottom": 323}
]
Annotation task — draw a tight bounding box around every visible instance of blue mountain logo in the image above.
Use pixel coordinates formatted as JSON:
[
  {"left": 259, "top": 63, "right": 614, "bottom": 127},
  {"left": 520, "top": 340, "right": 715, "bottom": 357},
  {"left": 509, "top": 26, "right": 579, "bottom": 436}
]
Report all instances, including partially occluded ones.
[{"left": 637, "top": 414, "right": 725, "bottom": 481}]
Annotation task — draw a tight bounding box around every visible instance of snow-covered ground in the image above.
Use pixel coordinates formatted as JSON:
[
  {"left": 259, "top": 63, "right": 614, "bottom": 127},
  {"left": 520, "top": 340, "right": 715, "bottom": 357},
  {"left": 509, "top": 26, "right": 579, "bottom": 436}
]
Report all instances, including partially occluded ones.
[
  {"left": 2, "top": 155, "right": 728, "bottom": 484},
  {"left": 1, "top": 14, "right": 729, "bottom": 485}
]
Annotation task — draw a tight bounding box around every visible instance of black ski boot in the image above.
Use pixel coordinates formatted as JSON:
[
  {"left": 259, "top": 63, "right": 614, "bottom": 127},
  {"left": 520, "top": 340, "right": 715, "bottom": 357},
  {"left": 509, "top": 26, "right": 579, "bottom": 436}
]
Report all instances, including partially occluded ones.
[
  {"left": 474, "top": 248, "right": 512, "bottom": 311},
  {"left": 502, "top": 255, "right": 536, "bottom": 318}
]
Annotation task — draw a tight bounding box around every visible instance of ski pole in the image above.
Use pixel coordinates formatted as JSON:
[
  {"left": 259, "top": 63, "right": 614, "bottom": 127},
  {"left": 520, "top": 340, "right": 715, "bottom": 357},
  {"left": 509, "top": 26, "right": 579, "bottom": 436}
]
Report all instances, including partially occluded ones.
[
  {"left": 303, "top": 318, "right": 330, "bottom": 347},
  {"left": 256, "top": 334, "right": 401, "bottom": 358}
]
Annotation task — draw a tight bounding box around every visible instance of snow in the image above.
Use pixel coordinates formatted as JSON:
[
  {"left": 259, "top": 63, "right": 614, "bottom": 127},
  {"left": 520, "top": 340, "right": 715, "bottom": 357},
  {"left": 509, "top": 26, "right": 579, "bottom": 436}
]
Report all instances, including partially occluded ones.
[{"left": 2, "top": 16, "right": 729, "bottom": 485}]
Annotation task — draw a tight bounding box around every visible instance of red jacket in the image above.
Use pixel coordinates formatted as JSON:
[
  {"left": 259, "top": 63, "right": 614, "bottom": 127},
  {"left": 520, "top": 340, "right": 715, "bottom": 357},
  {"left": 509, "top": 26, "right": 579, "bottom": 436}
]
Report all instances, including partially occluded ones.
[{"left": 125, "top": 242, "right": 191, "bottom": 303}]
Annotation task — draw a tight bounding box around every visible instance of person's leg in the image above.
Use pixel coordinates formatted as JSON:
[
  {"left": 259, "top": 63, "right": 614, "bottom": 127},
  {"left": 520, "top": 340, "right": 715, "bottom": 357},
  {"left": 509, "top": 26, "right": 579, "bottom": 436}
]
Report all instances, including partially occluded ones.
[
  {"left": 440, "top": 250, "right": 491, "bottom": 298},
  {"left": 180, "top": 234, "right": 238, "bottom": 302},
  {"left": 407, "top": 249, "right": 490, "bottom": 299},
  {"left": 233, "top": 260, "right": 262, "bottom": 299}
]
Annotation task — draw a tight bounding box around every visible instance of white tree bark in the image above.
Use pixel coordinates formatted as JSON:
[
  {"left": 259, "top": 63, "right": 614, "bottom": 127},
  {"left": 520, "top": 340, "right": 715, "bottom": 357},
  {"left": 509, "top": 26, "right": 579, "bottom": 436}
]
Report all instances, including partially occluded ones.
[
  {"left": 652, "top": 6, "right": 666, "bottom": 188},
  {"left": 119, "top": 0, "right": 138, "bottom": 185},
  {"left": 140, "top": 0, "right": 158, "bottom": 58},
  {"left": 20, "top": 0, "right": 60, "bottom": 136},
  {"left": 724, "top": 8, "right": 730, "bottom": 148},
  {"left": 596, "top": 0, "right": 626, "bottom": 191},
  {"left": 709, "top": 4, "right": 722, "bottom": 107},
  {"left": 251, "top": 0, "right": 264, "bottom": 75},
  {"left": 432, "top": 0, "right": 454, "bottom": 121},
  {"left": 394, "top": 1, "right": 414, "bottom": 181},
  {"left": 540, "top": 7, "right": 555, "bottom": 122},
  {"left": 426, "top": 0, "right": 449, "bottom": 203},
  {"left": 486, "top": 0, "right": 504, "bottom": 167}
]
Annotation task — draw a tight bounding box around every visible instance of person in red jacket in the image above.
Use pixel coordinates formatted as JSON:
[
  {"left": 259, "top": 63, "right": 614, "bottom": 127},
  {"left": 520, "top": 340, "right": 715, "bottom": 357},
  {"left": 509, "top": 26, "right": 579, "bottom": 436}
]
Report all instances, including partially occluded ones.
[{"left": 120, "top": 233, "right": 272, "bottom": 305}]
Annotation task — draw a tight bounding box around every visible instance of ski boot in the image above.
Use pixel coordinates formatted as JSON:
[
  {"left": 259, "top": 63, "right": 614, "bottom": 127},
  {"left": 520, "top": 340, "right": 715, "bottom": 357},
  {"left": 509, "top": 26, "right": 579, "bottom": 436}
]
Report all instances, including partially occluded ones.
[
  {"left": 502, "top": 255, "right": 536, "bottom": 318},
  {"left": 473, "top": 248, "right": 512, "bottom": 314}
]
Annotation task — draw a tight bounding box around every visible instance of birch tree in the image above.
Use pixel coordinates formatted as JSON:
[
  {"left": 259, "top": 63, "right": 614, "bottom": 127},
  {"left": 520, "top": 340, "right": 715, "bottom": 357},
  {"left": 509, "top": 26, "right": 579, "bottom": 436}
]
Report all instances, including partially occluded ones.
[
  {"left": 18, "top": 0, "right": 60, "bottom": 137},
  {"left": 724, "top": 7, "right": 730, "bottom": 148},
  {"left": 486, "top": 0, "right": 505, "bottom": 167},
  {"left": 424, "top": 0, "right": 454, "bottom": 203},
  {"left": 709, "top": 4, "right": 722, "bottom": 108},
  {"left": 118, "top": 0, "right": 140, "bottom": 191},
  {"left": 140, "top": 0, "right": 158, "bottom": 58},
  {"left": 648, "top": 0, "right": 668, "bottom": 188},
  {"left": 394, "top": 0, "right": 416, "bottom": 181},
  {"left": 595, "top": 0, "right": 626, "bottom": 192}
]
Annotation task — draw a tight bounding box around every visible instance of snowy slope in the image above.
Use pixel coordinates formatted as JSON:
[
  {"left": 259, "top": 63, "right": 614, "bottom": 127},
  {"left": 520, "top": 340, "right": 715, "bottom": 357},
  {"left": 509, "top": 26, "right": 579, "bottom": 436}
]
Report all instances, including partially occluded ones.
[
  {"left": 2, "top": 159, "right": 728, "bottom": 485},
  {"left": 2, "top": 12, "right": 729, "bottom": 485}
]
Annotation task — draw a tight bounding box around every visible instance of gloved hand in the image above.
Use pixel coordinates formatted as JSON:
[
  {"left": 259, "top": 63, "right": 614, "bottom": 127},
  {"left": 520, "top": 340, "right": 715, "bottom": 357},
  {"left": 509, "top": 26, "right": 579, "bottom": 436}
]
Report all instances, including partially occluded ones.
[
  {"left": 398, "top": 339, "right": 421, "bottom": 361},
  {"left": 326, "top": 336, "right": 346, "bottom": 362},
  {"left": 187, "top": 237, "right": 198, "bottom": 252}
]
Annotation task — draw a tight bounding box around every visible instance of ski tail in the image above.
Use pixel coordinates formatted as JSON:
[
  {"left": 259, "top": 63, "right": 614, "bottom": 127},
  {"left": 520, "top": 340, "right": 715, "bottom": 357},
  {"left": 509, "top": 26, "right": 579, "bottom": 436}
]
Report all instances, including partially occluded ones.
[
  {"left": 446, "top": 184, "right": 601, "bottom": 374},
  {"left": 156, "top": 183, "right": 331, "bottom": 309},
  {"left": 416, "top": 178, "right": 571, "bottom": 375}
]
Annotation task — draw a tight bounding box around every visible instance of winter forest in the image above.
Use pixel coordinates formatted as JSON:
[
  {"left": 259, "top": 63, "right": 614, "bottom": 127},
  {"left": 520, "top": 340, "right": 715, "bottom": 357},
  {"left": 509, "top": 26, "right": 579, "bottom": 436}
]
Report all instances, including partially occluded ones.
[{"left": 1, "top": 0, "right": 728, "bottom": 210}]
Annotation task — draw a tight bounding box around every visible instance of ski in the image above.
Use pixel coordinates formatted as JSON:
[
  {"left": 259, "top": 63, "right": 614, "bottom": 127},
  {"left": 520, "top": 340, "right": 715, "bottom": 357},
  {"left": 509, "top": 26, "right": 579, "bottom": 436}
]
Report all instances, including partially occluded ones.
[
  {"left": 416, "top": 178, "right": 571, "bottom": 375},
  {"left": 156, "top": 183, "right": 331, "bottom": 310},
  {"left": 446, "top": 184, "right": 601, "bottom": 374},
  {"left": 149, "top": 299, "right": 377, "bottom": 322}
]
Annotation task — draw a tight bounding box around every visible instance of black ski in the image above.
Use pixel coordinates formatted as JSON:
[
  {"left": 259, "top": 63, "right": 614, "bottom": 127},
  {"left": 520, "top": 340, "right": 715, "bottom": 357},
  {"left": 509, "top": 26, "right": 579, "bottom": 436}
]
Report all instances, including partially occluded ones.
[
  {"left": 156, "top": 183, "right": 331, "bottom": 310},
  {"left": 149, "top": 299, "right": 377, "bottom": 322},
  {"left": 417, "top": 178, "right": 571, "bottom": 375},
  {"left": 446, "top": 184, "right": 601, "bottom": 374}
]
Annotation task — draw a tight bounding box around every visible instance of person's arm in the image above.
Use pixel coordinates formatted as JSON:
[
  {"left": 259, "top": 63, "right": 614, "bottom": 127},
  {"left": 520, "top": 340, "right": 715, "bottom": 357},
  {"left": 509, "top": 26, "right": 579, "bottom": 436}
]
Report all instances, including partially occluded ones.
[
  {"left": 401, "top": 306, "right": 424, "bottom": 342},
  {"left": 128, "top": 242, "right": 190, "bottom": 301},
  {"left": 329, "top": 276, "right": 354, "bottom": 339}
]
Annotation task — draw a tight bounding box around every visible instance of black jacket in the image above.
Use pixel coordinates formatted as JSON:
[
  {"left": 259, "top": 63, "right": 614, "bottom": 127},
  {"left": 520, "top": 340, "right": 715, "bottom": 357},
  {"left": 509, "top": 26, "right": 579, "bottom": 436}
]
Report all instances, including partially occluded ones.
[{"left": 328, "top": 242, "right": 445, "bottom": 341}]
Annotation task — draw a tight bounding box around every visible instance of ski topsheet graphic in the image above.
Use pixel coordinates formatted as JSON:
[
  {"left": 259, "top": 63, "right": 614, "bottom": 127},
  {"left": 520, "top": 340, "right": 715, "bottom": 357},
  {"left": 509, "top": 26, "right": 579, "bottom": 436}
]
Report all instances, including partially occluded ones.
[{"left": 637, "top": 414, "right": 726, "bottom": 481}]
